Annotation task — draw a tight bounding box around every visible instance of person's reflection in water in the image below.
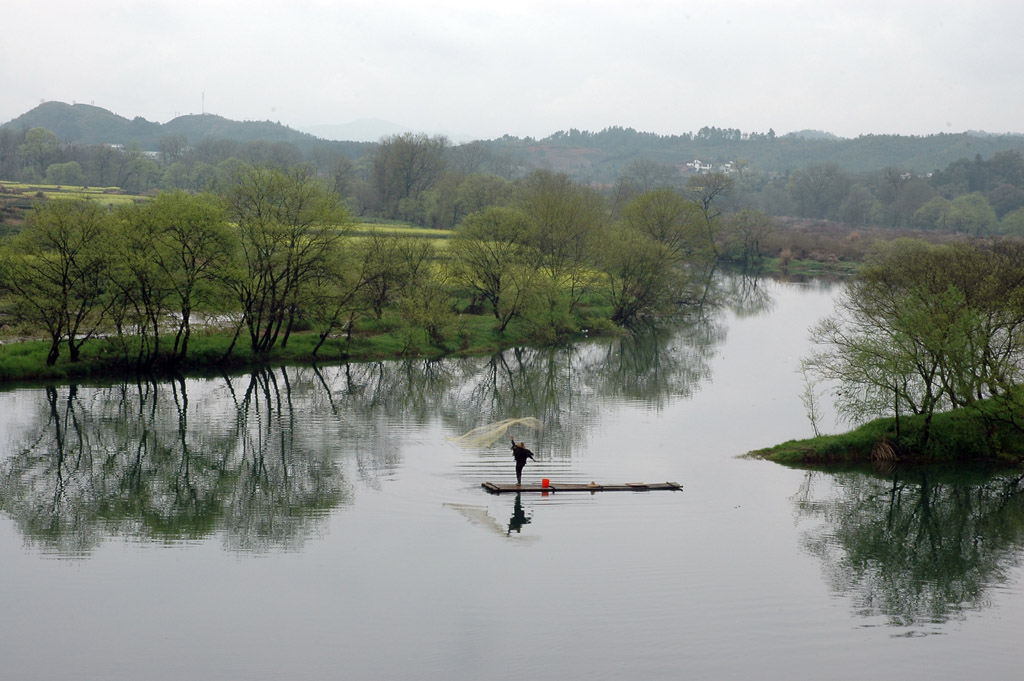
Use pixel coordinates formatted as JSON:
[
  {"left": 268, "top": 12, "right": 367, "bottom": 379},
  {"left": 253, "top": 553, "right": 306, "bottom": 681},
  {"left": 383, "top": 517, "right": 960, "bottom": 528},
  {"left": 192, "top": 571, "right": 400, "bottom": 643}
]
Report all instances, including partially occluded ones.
[{"left": 507, "top": 494, "right": 532, "bottom": 536}]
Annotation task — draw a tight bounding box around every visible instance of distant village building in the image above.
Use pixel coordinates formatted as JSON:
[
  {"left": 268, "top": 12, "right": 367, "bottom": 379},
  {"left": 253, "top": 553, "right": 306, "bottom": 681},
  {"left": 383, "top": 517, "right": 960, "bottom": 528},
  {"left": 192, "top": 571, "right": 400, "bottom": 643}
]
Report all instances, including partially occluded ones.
[{"left": 686, "top": 159, "right": 738, "bottom": 174}]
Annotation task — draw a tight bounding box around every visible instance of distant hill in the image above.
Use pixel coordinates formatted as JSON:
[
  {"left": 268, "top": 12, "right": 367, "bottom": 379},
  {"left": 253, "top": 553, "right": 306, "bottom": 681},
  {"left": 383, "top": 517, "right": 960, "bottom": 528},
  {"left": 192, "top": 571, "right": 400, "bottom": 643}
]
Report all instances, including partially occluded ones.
[
  {"left": 2, "top": 102, "right": 160, "bottom": 146},
  {"left": 1, "top": 101, "right": 373, "bottom": 157},
  {"left": 489, "top": 127, "right": 1024, "bottom": 180},
  {"left": 5, "top": 101, "right": 1024, "bottom": 180}
]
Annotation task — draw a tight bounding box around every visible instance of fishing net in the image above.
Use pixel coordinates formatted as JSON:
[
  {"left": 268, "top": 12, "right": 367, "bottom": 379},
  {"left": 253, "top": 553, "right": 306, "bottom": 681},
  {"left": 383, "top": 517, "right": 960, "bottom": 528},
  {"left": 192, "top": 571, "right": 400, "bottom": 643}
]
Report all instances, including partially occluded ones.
[{"left": 448, "top": 417, "right": 542, "bottom": 448}]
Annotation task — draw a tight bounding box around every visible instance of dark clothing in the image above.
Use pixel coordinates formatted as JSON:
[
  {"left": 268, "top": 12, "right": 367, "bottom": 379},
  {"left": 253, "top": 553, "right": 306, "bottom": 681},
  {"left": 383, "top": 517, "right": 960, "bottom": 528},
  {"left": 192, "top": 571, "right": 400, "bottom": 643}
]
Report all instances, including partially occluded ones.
[
  {"left": 511, "top": 441, "right": 535, "bottom": 484},
  {"left": 507, "top": 493, "right": 531, "bottom": 535}
]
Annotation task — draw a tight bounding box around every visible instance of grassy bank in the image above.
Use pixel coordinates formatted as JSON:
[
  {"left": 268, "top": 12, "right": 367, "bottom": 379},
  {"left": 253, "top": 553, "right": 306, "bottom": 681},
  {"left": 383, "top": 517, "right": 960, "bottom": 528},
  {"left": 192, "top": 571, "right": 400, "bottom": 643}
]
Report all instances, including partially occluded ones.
[
  {"left": 750, "top": 398, "right": 1024, "bottom": 466},
  {"left": 0, "top": 302, "right": 622, "bottom": 385}
]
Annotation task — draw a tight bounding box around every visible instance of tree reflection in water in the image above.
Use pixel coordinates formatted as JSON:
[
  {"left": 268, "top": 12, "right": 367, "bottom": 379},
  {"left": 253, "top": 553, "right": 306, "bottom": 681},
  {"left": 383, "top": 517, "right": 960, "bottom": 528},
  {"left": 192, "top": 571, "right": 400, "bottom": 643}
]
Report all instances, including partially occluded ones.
[
  {"left": 0, "top": 375, "right": 352, "bottom": 556},
  {"left": 0, "top": 273, "right": 778, "bottom": 556},
  {"left": 793, "top": 466, "right": 1024, "bottom": 632}
]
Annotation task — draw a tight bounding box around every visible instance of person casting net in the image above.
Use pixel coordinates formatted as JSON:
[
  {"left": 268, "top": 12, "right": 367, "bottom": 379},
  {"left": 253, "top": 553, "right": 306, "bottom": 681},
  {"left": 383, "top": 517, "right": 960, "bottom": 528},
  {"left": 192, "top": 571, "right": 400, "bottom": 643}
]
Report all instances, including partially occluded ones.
[{"left": 510, "top": 436, "right": 535, "bottom": 485}]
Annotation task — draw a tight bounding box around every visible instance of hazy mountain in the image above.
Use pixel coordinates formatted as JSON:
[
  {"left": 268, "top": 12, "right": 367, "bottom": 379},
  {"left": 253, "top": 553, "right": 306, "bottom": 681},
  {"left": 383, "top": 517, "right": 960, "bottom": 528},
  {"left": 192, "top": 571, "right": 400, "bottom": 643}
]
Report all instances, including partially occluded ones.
[
  {"left": 2, "top": 101, "right": 160, "bottom": 145},
  {"left": 5, "top": 101, "right": 1024, "bottom": 180},
  {"left": 1, "top": 101, "right": 372, "bottom": 155}
]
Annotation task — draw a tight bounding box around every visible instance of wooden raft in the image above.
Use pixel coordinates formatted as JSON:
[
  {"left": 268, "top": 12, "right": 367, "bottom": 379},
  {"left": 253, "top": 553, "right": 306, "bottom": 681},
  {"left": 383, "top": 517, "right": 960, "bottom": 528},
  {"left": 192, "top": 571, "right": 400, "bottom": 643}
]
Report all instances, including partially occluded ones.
[{"left": 482, "top": 481, "right": 682, "bottom": 494}]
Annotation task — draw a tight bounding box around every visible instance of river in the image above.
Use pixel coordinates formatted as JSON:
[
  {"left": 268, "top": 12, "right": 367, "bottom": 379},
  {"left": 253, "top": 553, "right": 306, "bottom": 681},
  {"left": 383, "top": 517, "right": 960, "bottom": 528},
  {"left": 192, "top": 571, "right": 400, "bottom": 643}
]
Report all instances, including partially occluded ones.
[{"left": 2, "top": 274, "right": 1023, "bottom": 680}]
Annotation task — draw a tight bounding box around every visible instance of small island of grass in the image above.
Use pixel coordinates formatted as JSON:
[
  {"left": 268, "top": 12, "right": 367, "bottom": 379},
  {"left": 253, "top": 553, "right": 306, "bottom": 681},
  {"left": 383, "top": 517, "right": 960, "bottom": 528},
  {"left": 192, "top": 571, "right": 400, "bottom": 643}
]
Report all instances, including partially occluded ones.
[
  {"left": 754, "top": 238, "right": 1024, "bottom": 469},
  {"left": 751, "top": 397, "right": 1024, "bottom": 466}
]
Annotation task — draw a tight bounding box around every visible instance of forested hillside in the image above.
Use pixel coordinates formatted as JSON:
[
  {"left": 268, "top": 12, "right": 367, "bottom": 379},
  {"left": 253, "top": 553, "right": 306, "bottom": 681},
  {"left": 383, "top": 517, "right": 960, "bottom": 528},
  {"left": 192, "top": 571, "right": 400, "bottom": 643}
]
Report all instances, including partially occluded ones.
[
  {"left": 1, "top": 101, "right": 371, "bottom": 157},
  {"left": 487, "top": 126, "right": 1024, "bottom": 181},
  {"left": 6, "top": 102, "right": 1024, "bottom": 179},
  {"left": 4, "top": 101, "right": 1024, "bottom": 237}
]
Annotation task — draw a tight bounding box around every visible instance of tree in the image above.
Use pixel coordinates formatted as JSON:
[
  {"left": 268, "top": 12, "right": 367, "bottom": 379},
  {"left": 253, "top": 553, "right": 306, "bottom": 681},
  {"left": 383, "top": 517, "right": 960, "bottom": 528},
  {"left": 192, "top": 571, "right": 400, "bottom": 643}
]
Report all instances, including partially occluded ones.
[
  {"left": 113, "top": 143, "right": 161, "bottom": 193},
  {"left": 597, "top": 224, "right": 673, "bottom": 326},
  {"left": 304, "top": 245, "right": 374, "bottom": 357},
  {"left": 617, "top": 159, "right": 682, "bottom": 199},
  {"left": 0, "top": 128, "right": 24, "bottom": 179},
  {"left": 621, "top": 188, "right": 709, "bottom": 266},
  {"left": 89, "top": 143, "right": 120, "bottom": 187},
  {"left": 45, "top": 161, "right": 85, "bottom": 186},
  {"left": 838, "top": 184, "right": 876, "bottom": 225},
  {"left": 161, "top": 162, "right": 190, "bottom": 190},
  {"left": 158, "top": 134, "right": 188, "bottom": 166},
  {"left": 517, "top": 170, "right": 605, "bottom": 314},
  {"left": 1000, "top": 206, "right": 1024, "bottom": 236},
  {"left": 449, "top": 206, "right": 538, "bottom": 332},
  {"left": 370, "top": 133, "right": 449, "bottom": 220},
  {"left": 449, "top": 140, "right": 492, "bottom": 175},
  {"left": 723, "top": 208, "right": 777, "bottom": 266},
  {"left": 223, "top": 164, "right": 351, "bottom": 354},
  {"left": 948, "top": 193, "right": 998, "bottom": 235},
  {"left": 804, "top": 239, "right": 1024, "bottom": 448},
  {"left": 985, "top": 183, "right": 1024, "bottom": 218},
  {"left": 114, "top": 191, "right": 234, "bottom": 364},
  {"left": 0, "top": 200, "right": 111, "bottom": 365},
  {"left": 786, "top": 163, "right": 849, "bottom": 220},
  {"left": 358, "top": 230, "right": 436, "bottom": 319},
  {"left": 686, "top": 171, "right": 734, "bottom": 255},
  {"left": 18, "top": 127, "right": 58, "bottom": 178},
  {"left": 891, "top": 177, "right": 936, "bottom": 227},
  {"left": 912, "top": 196, "right": 952, "bottom": 231}
]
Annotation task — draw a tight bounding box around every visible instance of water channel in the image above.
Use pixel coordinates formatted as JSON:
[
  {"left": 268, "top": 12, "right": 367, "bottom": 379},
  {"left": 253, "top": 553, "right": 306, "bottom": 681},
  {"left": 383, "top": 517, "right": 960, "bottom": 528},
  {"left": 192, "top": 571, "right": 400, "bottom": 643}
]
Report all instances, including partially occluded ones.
[{"left": 2, "top": 275, "right": 1024, "bottom": 680}]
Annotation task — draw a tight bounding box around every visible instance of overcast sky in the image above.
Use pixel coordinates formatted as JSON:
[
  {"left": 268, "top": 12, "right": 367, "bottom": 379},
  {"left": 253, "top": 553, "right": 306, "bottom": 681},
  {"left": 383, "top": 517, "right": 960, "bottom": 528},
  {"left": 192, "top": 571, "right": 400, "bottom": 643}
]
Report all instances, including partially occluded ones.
[{"left": 4, "top": 0, "right": 1023, "bottom": 141}]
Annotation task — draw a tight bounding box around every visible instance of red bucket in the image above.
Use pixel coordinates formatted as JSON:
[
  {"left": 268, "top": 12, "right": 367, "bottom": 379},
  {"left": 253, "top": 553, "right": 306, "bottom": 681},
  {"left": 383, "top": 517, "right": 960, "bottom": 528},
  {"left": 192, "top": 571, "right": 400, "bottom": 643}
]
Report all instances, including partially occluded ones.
[{"left": 542, "top": 478, "right": 550, "bottom": 488}]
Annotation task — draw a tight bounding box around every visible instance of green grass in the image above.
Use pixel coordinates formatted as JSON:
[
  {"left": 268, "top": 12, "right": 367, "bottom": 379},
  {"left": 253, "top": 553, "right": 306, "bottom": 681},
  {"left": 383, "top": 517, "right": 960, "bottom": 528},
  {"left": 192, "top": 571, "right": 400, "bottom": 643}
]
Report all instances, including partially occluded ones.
[
  {"left": 751, "top": 397, "right": 1024, "bottom": 466},
  {"left": 0, "top": 182, "right": 142, "bottom": 207},
  {"left": 0, "top": 298, "right": 622, "bottom": 385}
]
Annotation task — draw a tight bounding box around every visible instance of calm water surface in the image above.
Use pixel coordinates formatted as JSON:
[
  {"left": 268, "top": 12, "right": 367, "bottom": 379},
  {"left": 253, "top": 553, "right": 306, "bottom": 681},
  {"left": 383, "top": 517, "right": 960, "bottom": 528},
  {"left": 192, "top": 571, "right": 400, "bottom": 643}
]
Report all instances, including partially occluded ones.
[{"left": 2, "top": 275, "right": 1024, "bottom": 681}]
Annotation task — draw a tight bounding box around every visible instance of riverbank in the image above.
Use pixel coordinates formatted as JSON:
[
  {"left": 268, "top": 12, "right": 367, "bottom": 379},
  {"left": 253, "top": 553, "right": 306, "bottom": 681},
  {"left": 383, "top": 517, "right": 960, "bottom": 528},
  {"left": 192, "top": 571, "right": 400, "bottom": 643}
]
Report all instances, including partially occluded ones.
[
  {"left": 0, "top": 261, "right": 860, "bottom": 386},
  {"left": 0, "top": 304, "right": 626, "bottom": 385},
  {"left": 750, "top": 397, "right": 1024, "bottom": 466}
]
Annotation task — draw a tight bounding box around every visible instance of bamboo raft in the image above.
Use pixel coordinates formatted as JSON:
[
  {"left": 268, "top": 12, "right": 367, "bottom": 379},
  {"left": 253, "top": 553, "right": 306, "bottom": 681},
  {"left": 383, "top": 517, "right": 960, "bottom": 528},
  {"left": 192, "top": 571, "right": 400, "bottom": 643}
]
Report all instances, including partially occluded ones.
[{"left": 482, "top": 481, "right": 682, "bottom": 494}]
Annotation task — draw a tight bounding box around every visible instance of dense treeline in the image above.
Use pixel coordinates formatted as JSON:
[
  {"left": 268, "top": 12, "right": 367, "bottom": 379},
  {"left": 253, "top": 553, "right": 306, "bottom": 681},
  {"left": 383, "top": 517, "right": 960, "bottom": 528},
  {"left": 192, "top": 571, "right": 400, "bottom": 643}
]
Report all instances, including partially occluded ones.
[
  {"left": 737, "top": 150, "right": 1024, "bottom": 236},
  {"left": 0, "top": 161, "right": 735, "bottom": 377},
  {"left": 517, "top": 126, "right": 1024, "bottom": 179},
  {"left": 1, "top": 124, "right": 364, "bottom": 197},
  {"left": 6, "top": 119, "right": 1024, "bottom": 242}
]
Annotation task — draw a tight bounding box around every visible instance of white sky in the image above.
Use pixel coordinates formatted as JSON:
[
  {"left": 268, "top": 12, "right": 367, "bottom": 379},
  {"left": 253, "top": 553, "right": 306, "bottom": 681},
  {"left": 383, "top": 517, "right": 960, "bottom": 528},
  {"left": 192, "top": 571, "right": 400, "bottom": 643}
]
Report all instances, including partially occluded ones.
[{"left": 3, "top": 0, "right": 1023, "bottom": 140}]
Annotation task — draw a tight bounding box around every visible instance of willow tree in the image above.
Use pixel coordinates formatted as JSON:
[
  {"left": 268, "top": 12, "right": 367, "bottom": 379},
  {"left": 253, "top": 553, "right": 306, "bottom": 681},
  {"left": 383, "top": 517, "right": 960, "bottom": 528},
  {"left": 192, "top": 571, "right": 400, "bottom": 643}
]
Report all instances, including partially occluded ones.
[
  {"left": 223, "top": 164, "right": 351, "bottom": 354},
  {"left": 516, "top": 170, "right": 605, "bottom": 315},
  {"left": 622, "top": 187, "right": 711, "bottom": 267},
  {"left": 597, "top": 223, "right": 673, "bottom": 326},
  {"left": 804, "top": 239, "right": 1024, "bottom": 446},
  {"left": 113, "top": 191, "right": 234, "bottom": 365},
  {"left": 0, "top": 199, "right": 111, "bottom": 365},
  {"left": 449, "top": 206, "right": 540, "bottom": 333}
]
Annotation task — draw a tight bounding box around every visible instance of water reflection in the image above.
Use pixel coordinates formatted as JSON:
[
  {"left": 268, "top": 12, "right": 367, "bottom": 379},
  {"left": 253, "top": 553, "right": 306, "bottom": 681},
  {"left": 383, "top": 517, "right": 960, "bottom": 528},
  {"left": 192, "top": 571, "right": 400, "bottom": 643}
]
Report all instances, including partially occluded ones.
[
  {"left": 0, "top": 273, "right": 778, "bottom": 556},
  {"left": 507, "top": 494, "right": 532, "bottom": 535},
  {"left": 717, "top": 271, "right": 777, "bottom": 319},
  {"left": 0, "top": 376, "right": 351, "bottom": 556},
  {"left": 794, "top": 466, "right": 1024, "bottom": 632}
]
